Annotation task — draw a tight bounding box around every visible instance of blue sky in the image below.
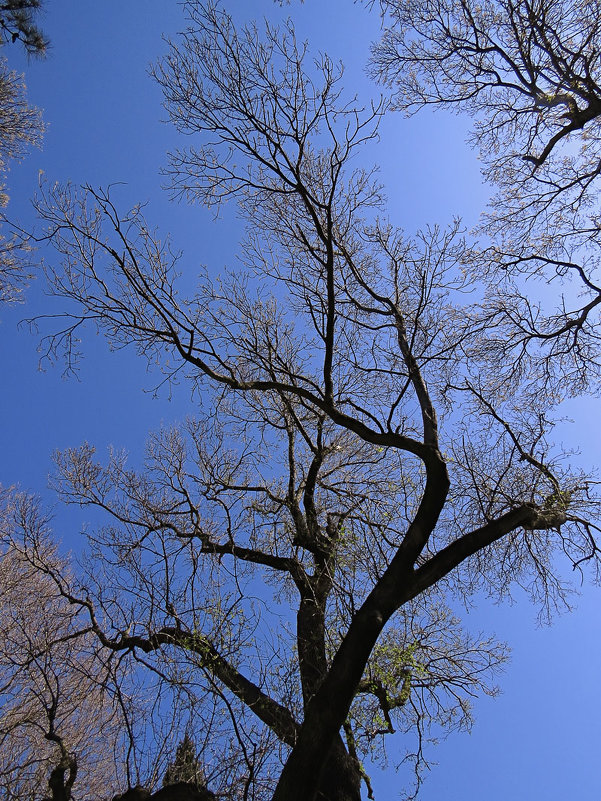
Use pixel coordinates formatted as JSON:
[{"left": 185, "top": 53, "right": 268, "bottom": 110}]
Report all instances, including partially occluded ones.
[{"left": 0, "top": 1, "right": 600, "bottom": 799}]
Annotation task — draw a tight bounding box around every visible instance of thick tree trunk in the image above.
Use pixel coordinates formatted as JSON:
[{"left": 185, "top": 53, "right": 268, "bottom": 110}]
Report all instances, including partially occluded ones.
[
  {"left": 44, "top": 756, "right": 77, "bottom": 801},
  {"left": 316, "top": 735, "right": 362, "bottom": 801}
]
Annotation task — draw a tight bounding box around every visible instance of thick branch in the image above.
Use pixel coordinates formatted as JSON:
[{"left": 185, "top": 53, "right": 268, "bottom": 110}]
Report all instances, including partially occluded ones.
[
  {"left": 411, "top": 504, "right": 561, "bottom": 596},
  {"left": 119, "top": 627, "right": 298, "bottom": 747}
]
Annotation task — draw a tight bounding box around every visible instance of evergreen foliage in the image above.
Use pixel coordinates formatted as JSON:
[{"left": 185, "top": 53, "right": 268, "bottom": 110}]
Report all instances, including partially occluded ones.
[
  {"left": 163, "top": 736, "right": 205, "bottom": 790},
  {"left": 0, "top": 0, "right": 47, "bottom": 54}
]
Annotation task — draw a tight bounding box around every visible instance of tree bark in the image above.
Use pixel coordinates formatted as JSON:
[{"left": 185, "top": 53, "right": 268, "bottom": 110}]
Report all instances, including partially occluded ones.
[{"left": 315, "top": 735, "right": 362, "bottom": 801}]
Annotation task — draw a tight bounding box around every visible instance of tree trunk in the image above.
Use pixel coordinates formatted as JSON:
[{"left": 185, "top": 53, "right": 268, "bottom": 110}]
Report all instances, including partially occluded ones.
[{"left": 307, "top": 734, "right": 362, "bottom": 801}]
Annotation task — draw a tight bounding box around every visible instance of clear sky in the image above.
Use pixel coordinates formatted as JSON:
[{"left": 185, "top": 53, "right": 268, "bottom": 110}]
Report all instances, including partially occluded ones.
[{"left": 0, "top": 1, "right": 599, "bottom": 799}]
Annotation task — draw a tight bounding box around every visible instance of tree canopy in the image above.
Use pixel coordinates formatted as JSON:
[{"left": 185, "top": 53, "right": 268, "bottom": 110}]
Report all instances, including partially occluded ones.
[{"left": 2, "top": 2, "right": 601, "bottom": 800}]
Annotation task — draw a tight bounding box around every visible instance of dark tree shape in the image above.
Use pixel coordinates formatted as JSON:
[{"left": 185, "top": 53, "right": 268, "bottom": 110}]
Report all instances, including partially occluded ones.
[
  {"left": 163, "top": 736, "right": 210, "bottom": 794},
  {"left": 372, "top": 0, "right": 601, "bottom": 406},
  {"left": 0, "top": 0, "right": 47, "bottom": 55},
  {"left": 9, "top": 3, "right": 601, "bottom": 801}
]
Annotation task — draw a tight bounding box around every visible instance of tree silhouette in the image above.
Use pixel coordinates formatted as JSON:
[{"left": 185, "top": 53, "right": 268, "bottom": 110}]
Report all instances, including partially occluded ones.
[{"left": 5, "top": 2, "right": 601, "bottom": 800}]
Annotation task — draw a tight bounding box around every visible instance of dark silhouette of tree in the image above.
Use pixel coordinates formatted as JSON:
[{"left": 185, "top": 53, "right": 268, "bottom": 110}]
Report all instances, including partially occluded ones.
[
  {"left": 372, "top": 0, "right": 601, "bottom": 402},
  {"left": 114, "top": 783, "right": 215, "bottom": 801},
  {"left": 7, "top": 2, "right": 601, "bottom": 800},
  {"left": 163, "top": 736, "right": 206, "bottom": 792},
  {"left": 0, "top": 1, "right": 47, "bottom": 54},
  {"left": 373, "top": 0, "right": 601, "bottom": 171}
]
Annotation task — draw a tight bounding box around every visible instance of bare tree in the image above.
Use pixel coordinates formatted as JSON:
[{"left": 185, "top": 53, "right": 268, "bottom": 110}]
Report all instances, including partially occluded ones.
[
  {"left": 0, "top": 487, "right": 128, "bottom": 801},
  {"left": 13, "top": 2, "right": 601, "bottom": 800},
  {"left": 372, "top": 0, "right": 601, "bottom": 204},
  {"left": 0, "top": 61, "right": 41, "bottom": 301},
  {"left": 372, "top": 0, "right": 601, "bottom": 401},
  {"left": 0, "top": 0, "right": 44, "bottom": 302},
  {"left": 0, "top": 484, "right": 241, "bottom": 801}
]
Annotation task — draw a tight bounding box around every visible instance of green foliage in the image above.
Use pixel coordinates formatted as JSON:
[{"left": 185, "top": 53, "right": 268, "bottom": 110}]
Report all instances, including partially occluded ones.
[{"left": 543, "top": 489, "right": 572, "bottom": 512}]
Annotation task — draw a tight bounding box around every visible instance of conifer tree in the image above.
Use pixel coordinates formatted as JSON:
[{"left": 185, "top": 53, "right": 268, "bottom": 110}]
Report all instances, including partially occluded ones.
[{"left": 163, "top": 736, "right": 205, "bottom": 790}]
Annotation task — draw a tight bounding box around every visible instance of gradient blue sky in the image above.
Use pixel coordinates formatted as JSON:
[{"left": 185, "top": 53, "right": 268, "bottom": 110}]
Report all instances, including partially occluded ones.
[{"left": 1, "top": 2, "right": 600, "bottom": 799}]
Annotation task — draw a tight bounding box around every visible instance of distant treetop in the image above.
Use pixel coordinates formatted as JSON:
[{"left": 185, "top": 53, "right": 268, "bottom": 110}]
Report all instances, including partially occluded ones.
[
  {"left": 163, "top": 735, "right": 206, "bottom": 791},
  {"left": 0, "top": 1, "right": 47, "bottom": 55}
]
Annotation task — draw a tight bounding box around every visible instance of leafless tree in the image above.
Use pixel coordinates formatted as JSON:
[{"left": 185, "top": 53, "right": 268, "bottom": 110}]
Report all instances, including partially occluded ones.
[
  {"left": 13, "top": 2, "right": 601, "bottom": 800},
  {"left": 0, "top": 1, "right": 44, "bottom": 302},
  {"left": 372, "top": 0, "right": 601, "bottom": 401},
  {"left": 373, "top": 0, "right": 601, "bottom": 207},
  {"left": 0, "top": 484, "right": 248, "bottom": 801},
  {"left": 0, "top": 61, "right": 41, "bottom": 301},
  {"left": 0, "top": 487, "right": 128, "bottom": 800}
]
